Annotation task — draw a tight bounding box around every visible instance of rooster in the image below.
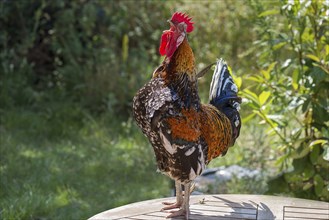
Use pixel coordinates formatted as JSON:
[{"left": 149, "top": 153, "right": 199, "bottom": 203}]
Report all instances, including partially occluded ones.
[{"left": 132, "top": 12, "right": 241, "bottom": 219}]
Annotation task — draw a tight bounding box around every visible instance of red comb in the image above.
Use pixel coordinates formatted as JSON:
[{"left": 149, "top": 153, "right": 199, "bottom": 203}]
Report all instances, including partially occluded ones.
[{"left": 171, "top": 12, "right": 194, "bottom": 33}]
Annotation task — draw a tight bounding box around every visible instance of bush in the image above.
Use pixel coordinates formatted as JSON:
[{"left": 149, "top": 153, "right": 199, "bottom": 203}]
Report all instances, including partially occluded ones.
[{"left": 242, "top": 0, "right": 329, "bottom": 201}]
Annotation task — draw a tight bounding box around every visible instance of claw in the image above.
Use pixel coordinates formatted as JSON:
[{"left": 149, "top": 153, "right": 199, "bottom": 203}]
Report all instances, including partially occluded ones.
[
  {"left": 162, "top": 201, "right": 175, "bottom": 206},
  {"left": 161, "top": 181, "right": 184, "bottom": 211},
  {"left": 165, "top": 209, "right": 187, "bottom": 218},
  {"left": 161, "top": 201, "right": 182, "bottom": 211},
  {"left": 164, "top": 182, "right": 191, "bottom": 219}
]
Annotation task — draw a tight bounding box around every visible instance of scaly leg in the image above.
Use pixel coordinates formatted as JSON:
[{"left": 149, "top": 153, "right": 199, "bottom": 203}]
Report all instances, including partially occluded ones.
[
  {"left": 161, "top": 181, "right": 183, "bottom": 210},
  {"left": 166, "top": 182, "right": 191, "bottom": 219},
  {"left": 182, "top": 181, "right": 195, "bottom": 196}
]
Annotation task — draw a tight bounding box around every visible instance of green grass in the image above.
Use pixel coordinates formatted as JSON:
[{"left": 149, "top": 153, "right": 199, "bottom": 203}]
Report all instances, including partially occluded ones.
[{"left": 0, "top": 105, "right": 170, "bottom": 219}]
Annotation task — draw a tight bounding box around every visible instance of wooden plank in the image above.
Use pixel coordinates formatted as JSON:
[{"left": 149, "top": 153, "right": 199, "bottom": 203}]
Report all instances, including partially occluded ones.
[
  {"left": 130, "top": 210, "right": 187, "bottom": 220},
  {"left": 143, "top": 212, "right": 169, "bottom": 217},
  {"left": 190, "top": 209, "right": 257, "bottom": 219},
  {"left": 130, "top": 214, "right": 182, "bottom": 220},
  {"left": 284, "top": 213, "right": 329, "bottom": 219},
  {"left": 202, "top": 198, "right": 257, "bottom": 209},
  {"left": 284, "top": 218, "right": 329, "bottom": 220},
  {"left": 284, "top": 206, "right": 329, "bottom": 215},
  {"left": 121, "top": 217, "right": 147, "bottom": 220},
  {"left": 284, "top": 206, "right": 329, "bottom": 220},
  {"left": 191, "top": 204, "right": 257, "bottom": 215},
  {"left": 189, "top": 214, "right": 250, "bottom": 220}
]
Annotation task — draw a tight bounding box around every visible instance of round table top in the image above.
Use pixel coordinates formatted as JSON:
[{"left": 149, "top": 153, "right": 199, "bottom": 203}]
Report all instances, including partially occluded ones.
[{"left": 89, "top": 194, "right": 329, "bottom": 220}]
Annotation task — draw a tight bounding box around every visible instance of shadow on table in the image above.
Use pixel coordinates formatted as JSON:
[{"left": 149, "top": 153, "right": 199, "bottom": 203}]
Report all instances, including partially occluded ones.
[
  {"left": 167, "top": 195, "right": 275, "bottom": 220},
  {"left": 212, "top": 195, "right": 275, "bottom": 220}
]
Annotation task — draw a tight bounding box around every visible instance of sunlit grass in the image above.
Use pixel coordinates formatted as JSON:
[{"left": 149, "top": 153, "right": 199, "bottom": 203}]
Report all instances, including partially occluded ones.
[{"left": 0, "top": 107, "right": 170, "bottom": 219}]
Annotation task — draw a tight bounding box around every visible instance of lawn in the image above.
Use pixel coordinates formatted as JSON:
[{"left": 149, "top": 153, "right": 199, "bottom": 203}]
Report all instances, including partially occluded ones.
[
  {"left": 0, "top": 102, "right": 269, "bottom": 219},
  {"left": 0, "top": 105, "right": 171, "bottom": 219}
]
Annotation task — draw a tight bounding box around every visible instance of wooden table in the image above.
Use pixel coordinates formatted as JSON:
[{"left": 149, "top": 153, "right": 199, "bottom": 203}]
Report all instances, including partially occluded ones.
[{"left": 89, "top": 194, "right": 329, "bottom": 220}]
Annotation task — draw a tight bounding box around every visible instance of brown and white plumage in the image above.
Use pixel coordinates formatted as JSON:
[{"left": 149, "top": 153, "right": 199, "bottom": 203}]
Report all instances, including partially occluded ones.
[{"left": 132, "top": 12, "right": 241, "bottom": 219}]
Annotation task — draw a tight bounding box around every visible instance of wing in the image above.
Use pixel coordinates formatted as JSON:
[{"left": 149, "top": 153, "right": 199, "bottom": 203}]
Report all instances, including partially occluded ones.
[
  {"left": 157, "top": 108, "right": 207, "bottom": 183},
  {"left": 133, "top": 76, "right": 182, "bottom": 174},
  {"left": 133, "top": 77, "right": 175, "bottom": 136}
]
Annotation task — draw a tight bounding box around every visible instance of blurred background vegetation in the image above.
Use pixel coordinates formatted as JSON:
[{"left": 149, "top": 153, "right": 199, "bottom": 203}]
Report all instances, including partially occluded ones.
[{"left": 0, "top": 0, "right": 328, "bottom": 219}]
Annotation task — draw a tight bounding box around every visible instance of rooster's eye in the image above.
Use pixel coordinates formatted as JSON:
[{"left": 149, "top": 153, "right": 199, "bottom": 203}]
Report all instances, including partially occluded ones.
[{"left": 177, "top": 22, "right": 187, "bottom": 32}]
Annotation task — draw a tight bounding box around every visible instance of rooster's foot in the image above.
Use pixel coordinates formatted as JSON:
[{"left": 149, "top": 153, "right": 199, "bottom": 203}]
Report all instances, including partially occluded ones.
[
  {"left": 165, "top": 209, "right": 188, "bottom": 219},
  {"left": 161, "top": 201, "right": 182, "bottom": 211}
]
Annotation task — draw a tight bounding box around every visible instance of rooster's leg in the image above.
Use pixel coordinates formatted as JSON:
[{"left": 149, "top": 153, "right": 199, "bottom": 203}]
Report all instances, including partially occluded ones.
[
  {"left": 161, "top": 181, "right": 183, "bottom": 210},
  {"left": 166, "top": 182, "right": 191, "bottom": 219}
]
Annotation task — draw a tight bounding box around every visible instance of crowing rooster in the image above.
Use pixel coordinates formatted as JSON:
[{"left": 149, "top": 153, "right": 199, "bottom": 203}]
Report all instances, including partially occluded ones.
[{"left": 133, "top": 12, "right": 241, "bottom": 219}]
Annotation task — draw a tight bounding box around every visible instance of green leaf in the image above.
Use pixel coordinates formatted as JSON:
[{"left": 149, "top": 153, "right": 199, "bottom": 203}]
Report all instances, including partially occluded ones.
[
  {"left": 309, "top": 66, "right": 327, "bottom": 84},
  {"left": 303, "top": 182, "right": 313, "bottom": 191},
  {"left": 261, "top": 62, "right": 277, "bottom": 80},
  {"left": 267, "top": 62, "right": 277, "bottom": 73},
  {"left": 275, "top": 154, "right": 289, "bottom": 166},
  {"left": 233, "top": 76, "right": 242, "bottom": 89},
  {"left": 284, "top": 169, "right": 304, "bottom": 182},
  {"left": 314, "top": 174, "right": 324, "bottom": 197},
  {"left": 292, "top": 69, "right": 299, "bottom": 90},
  {"left": 291, "top": 128, "right": 303, "bottom": 140},
  {"left": 242, "top": 113, "right": 256, "bottom": 123},
  {"left": 248, "top": 75, "right": 264, "bottom": 83},
  {"left": 292, "top": 157, "right": 315, "bottom": 181},
  {"left": 310, "top": 145, "right": 320, "bottom": 165},
  {"left": 292, "top": 144, "right": 310, "bottom": 159},
  {"left": 259, "top": 91, "right": 271, "bottom": 106},
  {"left": 306, "top": 54, "right": 320, "bottom": 62},
  {"left": 309, "top": 139, "right": 328, "bottom": 147},
  {"left": 258, "top": 9, "right": 280, "bottom": 17},
  {"left": 273, "top": 42, "right": 287, "bottom": 51},
  {"left": 242, "top": 89, "right": 260, "bottom": 106},
  {"left": 323, "top": 145, "right": 329, "bottom": 161},
  {"left": 260, "top": 70, "right": 270, "bottom": 80},
  {"left": 303, "top": 166, "right": 315, "bottom": 180},
  {"left": 267, "top": 114, "right": 285, "bottom": 126}
]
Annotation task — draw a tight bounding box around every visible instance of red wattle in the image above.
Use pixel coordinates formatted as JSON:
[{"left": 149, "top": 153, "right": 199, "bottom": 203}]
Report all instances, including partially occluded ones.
[
  {"left": 159, "top": 33, "right": 168, "bottom": 56},
  {"left": 159, "top": 30, "right": 173, "bottom": 56}
]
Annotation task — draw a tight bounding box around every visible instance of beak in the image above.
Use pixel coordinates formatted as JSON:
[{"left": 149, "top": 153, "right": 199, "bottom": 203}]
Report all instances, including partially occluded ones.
[{"left": 167, "top": 19, "right": 174, "bottom": 26}]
